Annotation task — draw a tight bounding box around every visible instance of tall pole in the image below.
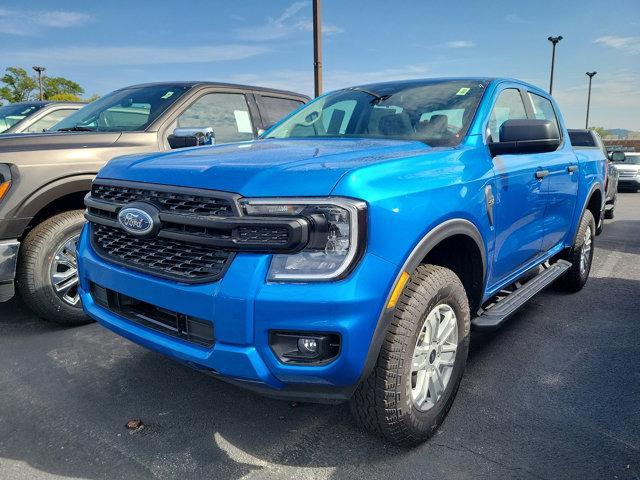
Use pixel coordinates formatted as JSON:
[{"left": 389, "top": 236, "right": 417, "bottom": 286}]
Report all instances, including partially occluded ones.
[
  {"left": 312, "top": 0, "right": 323, "bottom": 97},
  {"left": 32, "top": 66, "right": 46, "bottom": 100},
  {"left": 585, "top": 71, "right": 597, "bottom": 129},
  {"left": 547, "top": 36, "right": 563, "bottom": 95}
]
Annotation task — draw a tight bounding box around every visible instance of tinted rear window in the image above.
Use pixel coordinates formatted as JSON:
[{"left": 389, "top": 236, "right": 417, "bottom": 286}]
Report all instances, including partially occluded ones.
[{"left": 569, "top": 130, "right": 596, "bottom": 147}]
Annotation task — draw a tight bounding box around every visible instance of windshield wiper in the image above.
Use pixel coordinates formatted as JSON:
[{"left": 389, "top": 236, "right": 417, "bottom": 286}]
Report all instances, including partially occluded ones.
[
  {"left": 346, "top": 87, "right": 391, "bottom": 104},
  {"left": 56, "top": 126, "right": 96, "bottom": 132}
]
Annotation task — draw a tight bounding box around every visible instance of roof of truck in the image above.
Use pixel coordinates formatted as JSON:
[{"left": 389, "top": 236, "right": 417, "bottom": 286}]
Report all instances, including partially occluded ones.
[{"left": 112, "top": 81, "right": 310, "bottom": 100}]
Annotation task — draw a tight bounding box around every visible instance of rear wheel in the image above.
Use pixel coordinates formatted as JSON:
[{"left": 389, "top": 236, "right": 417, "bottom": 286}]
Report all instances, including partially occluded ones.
[
  {"left": 17, "top": 210, "right": 91, "bottom": 326},
  {"left": 350, "top": 265, "right": 470, "bottom": 446},
  {"left": 555, "top": 209, "right": 595, "bottom": 292},
  {"left": 604, "top": 194, "right": 616, "bottom": 219}
]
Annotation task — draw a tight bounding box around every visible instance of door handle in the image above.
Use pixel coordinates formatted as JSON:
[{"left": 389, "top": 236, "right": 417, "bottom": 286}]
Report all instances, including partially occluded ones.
[
  {"left": 535, "top": 170, "right": 549, "bottom": 179},
  {"left": 567, "top": 165, "right": 578, "bottom": 173}
]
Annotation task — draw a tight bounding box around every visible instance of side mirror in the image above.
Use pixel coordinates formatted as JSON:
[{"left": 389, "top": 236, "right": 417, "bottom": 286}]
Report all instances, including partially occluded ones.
[
  {"left": 168, "top": 127, "right": 215, "bottom": 149},
  {"left": 610, "top": 151, "right": 626, "bottom": 162},
  {"left": 489, "top": 119, "right": 561, "bottom": 156}
]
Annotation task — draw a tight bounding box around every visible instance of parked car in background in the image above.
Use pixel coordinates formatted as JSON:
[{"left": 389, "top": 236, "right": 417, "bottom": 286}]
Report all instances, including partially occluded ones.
[
  {"left": 0, "top": 101, "right": 84, "bottom": 134},
  {"left": 0, "top": 82, "right": 308, "bottom": 322},
  {"left": 569, "top": 129, "right": 618, "bottom": 221},
  {"left": 611, "top": 151, "right": 640, "bottom": 191},
  {"left": 77, "top": 77, "right": 605, "bottom": 445}
]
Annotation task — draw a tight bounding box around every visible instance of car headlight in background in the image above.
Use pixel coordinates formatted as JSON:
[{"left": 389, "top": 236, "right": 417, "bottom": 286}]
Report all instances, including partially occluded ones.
[{"left": 240, "top": 197, "right": 367, "bottom": 281}]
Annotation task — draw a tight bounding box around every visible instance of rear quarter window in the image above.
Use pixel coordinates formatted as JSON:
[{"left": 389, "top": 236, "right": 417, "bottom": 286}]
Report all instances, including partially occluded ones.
[{"left": 568, "top": 131, "right": 595, "bottom": 147}]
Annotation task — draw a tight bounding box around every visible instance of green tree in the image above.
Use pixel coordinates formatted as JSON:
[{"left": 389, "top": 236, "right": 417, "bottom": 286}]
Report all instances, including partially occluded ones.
[
  {"left": 49, "top": 93, "right": 83, "bottom": 102},
  {"left": 0, "top": 67, "right": 37, "bottom": 102},
  {"left": 43, "top": 77, "right": 84, "bottom": 101},
  {"left": 590, "top": 126, "right": 610, "bottom": 138}
]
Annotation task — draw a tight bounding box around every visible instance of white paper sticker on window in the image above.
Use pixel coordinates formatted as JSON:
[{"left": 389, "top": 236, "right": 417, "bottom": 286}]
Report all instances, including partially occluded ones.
[{"left": 234, "top": 110, "right": 252, "bottom": 133}]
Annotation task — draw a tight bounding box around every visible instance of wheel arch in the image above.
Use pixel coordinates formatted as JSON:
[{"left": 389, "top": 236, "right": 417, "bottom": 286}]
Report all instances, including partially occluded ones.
[
  {"left": 355, "top": 218, "right": 487, "bottom": 392},
  {"left": 573, "top": 182, "right": 603, "bottom": 244},
  {"left": 17, "top": 175, "right": 93, "bottom": 239}
]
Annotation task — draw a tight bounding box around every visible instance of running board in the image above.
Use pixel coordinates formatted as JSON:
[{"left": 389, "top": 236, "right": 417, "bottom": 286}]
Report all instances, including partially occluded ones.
[{"left": 472, "top": 260, "right": 571, "bottom": 331}]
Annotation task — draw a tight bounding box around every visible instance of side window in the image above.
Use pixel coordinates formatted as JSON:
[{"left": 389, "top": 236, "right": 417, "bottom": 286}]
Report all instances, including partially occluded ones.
[
  {"left": 527, "top": 92, "right": 560, "bottom": 136},
  {"left": 260, "top": 96, "right": 304, "bottom": 127},
  {"left": 25, "top": 109, "right": 77, "bottom": 133},
  {"left": 488, "top": 89, "right": 527, "bottom": 142},
  {"left": 177, "top": 93, "right": 254, "bottom": 144}
]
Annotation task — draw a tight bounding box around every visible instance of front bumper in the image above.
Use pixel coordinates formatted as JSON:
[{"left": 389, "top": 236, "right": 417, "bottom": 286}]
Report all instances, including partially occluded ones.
[
  {"left": 77, "top": 226, "right": 400, "bottom": 402},
  {"left": 618, "top": 177, "right": 640, "bottom": 188},
  {"left": 0, "top": 239, "right": 19, "bottom": 302}
]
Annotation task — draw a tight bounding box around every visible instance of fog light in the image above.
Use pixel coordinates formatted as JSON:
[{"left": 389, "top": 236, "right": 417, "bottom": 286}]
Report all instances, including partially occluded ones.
[
  {"left": 298, "top": 337, "right": 318, "bottom": 354},
  {"left": 270, "top": 332, "right": 341, "bottom": 364}
]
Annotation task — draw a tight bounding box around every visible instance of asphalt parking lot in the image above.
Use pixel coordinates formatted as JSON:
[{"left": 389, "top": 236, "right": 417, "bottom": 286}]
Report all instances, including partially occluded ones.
[{"left": 1, "top": 194, "right": 639, "bottom": 480}]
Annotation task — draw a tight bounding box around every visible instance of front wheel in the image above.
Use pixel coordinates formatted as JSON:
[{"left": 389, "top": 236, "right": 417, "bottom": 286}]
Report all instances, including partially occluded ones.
[
  {"left": 350, "top": 265, "right": 470, "bottom": 446},
  {"left": 17, "top": 210, "right": 92, "bottom": 326},
  {"left": 555, "top": 209, "right": 595, "bottom": 292}
]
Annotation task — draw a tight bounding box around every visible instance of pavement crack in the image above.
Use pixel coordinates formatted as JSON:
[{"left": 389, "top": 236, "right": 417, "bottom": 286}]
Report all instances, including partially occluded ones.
[{"left": 432, "top": 442, "right": 552, "bottom": 480}]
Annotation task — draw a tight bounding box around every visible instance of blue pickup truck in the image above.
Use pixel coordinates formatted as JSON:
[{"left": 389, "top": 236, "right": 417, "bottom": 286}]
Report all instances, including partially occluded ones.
[{"left": 77, "top": 77, "right": 605, "bottom": 446}]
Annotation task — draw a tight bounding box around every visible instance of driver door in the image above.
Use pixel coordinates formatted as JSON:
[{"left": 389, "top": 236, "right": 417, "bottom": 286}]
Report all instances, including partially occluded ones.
[{"left": 166, "top": 91, "right": 256, "bottom": 148}]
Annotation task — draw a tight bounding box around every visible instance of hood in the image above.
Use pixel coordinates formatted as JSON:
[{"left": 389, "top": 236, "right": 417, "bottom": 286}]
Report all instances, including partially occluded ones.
[
  {"left": 0, "top": 131, "right": 121, "bottom": 153},
  {"left": 98, "top": 138, "right": 432, "bottom": 196},
  {"left": 613, "top": 162, "right": 640, "bottom": 172}
]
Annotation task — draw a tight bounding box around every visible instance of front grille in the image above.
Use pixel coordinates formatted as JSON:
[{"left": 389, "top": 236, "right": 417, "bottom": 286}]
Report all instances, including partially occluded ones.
[
  {"left": 618, "top": 170, "right": 638, "bottom": 178},
  {"left": 92, "top": 224, "right": 233, "bottom": 282},
  {"left": 91, "top": 282, "right": 214, "bottom": 347},
  {"left": 91, "top": 183, "right": 235, "bottom": 217}
]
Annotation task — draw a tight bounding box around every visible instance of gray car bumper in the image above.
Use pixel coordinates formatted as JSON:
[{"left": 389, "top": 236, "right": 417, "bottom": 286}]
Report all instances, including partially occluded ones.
[{"left": 0, "top": 240, "right": 19, "bottom": 302}]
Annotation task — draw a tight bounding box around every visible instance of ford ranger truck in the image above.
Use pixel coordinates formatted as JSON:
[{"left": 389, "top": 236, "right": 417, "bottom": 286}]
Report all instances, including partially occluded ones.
[
  {"left": 0, "top": 82, "right": 308, "bottom": 322},
  {"left": 77, "top": 78, "right": 605, "bottom": 446}
]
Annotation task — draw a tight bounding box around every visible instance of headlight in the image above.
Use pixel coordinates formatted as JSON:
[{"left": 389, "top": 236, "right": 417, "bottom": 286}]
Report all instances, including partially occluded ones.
[{"left": 240, "top": 197, "right": 367, "bottom": 281}]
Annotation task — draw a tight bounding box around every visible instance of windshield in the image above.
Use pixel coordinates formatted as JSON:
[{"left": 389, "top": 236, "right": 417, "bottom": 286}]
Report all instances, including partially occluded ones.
[
  {"left": 0, "top": 103, "right": 44, "bottom": 133},
  {"left": 264, "top": 80, "right": 486, "bottom": 146},
  {"left": 51, "top": 84, "right": 190, "bottom": 132}
]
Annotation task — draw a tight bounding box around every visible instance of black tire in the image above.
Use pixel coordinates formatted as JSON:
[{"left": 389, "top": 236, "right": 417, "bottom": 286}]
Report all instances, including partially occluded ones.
[
  {"left": 16, "top": 210, "right": 91, "bottom": 326},
  {"left": 350, "top": 265, "right": 470, "bottom": 446},
  {"left": 555, "top": 209, "right": 595, "bottom": 293},
  {"left": 604, "top": 195, "right": 616, "bottom": 219}
]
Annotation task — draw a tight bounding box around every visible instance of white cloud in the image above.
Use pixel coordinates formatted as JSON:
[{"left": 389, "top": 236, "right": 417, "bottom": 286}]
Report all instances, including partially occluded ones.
[
  {"left": 32, "top": 11, "right": 92, "bottom": 28},
  {"left": 0, "top": 44, "right": 269, "bottom": 66},
  {"left": 446, "top": 40, "right": 475, "bottom": 48},
  {"left": 594, "top": 36, "right": 640, "bottom": 55},
  {"left": 0, "top": 8, "right": 93, "bottom": 35},
  {"left": 552, "top": 71, "right": 640, "bottom": 130},
  {"left": 234, "top": 1, "right": 342, "bottom": 42}
]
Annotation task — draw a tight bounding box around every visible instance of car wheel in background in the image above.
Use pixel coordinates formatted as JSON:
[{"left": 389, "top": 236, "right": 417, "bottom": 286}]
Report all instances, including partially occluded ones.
[
  {"left": 17, "top": 210, "right": 92, "bottom": 326},
  {"left": 604, "top": 194, "right": 616, "bottom": 220},
  {"left": 350, "top": 265, "right": 470, "bottom": 446}
]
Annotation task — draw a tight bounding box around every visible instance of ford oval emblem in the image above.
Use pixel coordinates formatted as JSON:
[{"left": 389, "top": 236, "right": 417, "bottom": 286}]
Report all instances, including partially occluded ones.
[{"left": 118, "top": 207, "right": 154, "bottom": 236}]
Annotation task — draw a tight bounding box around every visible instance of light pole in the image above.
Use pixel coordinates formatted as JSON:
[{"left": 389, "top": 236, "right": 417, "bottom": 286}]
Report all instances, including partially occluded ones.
[
  {"left": 585, "top": 71, "right": 597, "bottom": 129},
  {"left": 312, "top": 0, "right": 322, "bottom": 97},
  {"left": 32, "top": 66, "right": 46, "bottom": 100},
  {"left": 547, "top": 36, "right": 563, "bottom": 95}
]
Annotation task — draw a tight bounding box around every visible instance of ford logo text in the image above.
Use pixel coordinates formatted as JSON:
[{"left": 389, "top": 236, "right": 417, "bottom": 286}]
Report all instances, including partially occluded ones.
[{"left": 117, "top": 207, "right": 154, "bottom": 236}]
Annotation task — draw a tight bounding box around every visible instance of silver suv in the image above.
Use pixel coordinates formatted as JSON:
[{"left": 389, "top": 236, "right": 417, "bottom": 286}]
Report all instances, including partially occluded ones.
[{"left": 612, "top": 152, "right": 640, "bottom": 191}]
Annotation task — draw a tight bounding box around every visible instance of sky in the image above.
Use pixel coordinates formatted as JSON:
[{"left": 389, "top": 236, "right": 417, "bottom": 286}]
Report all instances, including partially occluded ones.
[{"left": 1, "top": 0, "right": 639, "bottom": 130}]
